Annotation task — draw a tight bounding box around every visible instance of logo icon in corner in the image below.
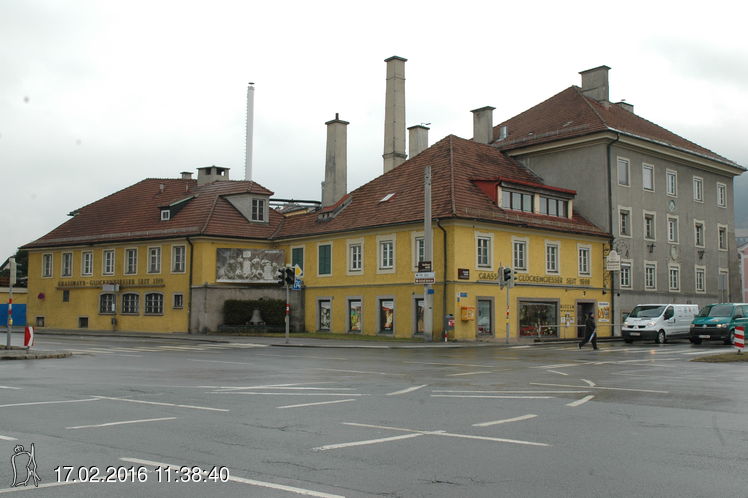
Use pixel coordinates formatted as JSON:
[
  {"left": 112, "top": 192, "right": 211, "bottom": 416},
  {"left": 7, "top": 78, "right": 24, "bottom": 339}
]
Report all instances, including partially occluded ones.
[{"left": 10, "top": 443, "right": 40, "bottom": 487}]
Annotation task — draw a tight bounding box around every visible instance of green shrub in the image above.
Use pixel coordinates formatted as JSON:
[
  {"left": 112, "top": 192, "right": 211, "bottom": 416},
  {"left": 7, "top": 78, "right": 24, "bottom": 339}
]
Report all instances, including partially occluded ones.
[{"left": 223, "top": 299, "right": 285, "bottom": 326}]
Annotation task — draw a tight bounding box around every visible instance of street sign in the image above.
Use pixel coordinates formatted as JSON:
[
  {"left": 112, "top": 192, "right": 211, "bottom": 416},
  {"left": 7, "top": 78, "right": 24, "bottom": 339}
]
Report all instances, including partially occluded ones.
[
  {"left": 605, "top": 250, "right": 621, "bottom": 271},
  {"left": 418, "top": 261, "right": 432, "bottom": 272},
  {"left": 415, "top": 272, "right": 435, "bottom": 284},
  {"left": 292, "top": 278, "right": 302, "bottom": 290}
]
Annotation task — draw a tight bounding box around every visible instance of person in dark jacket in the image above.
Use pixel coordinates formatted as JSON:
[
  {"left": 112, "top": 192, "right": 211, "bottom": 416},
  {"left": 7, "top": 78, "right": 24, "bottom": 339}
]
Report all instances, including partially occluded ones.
[{"left": 578, "top": 312, "right": 598, "bottom": 350}]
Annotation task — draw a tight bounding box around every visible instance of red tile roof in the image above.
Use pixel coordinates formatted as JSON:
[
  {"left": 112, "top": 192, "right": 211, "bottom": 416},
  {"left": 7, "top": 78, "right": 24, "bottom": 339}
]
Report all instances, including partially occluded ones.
[
  {"left": 493, "top": 86, "right": 742, "bottom": 168},
  {"left": 23, "top": 179, "right": 280, "bottom": 248},
  {"left": 276, "top": 135, "right": 606, "bottom": 239}
]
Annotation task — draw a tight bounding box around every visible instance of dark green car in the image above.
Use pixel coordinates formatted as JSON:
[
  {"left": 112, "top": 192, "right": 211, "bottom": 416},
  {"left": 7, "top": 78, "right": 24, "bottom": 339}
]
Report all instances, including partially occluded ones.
[{"left": 689, "top": 303, "right": 748, "bottom": 345}]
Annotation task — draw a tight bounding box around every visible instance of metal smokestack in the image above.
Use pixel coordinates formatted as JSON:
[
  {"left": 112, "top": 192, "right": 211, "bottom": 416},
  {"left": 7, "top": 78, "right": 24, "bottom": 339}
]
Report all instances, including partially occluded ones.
[{"left": 245, "top": 82, "right": 255, "bottom": 181}]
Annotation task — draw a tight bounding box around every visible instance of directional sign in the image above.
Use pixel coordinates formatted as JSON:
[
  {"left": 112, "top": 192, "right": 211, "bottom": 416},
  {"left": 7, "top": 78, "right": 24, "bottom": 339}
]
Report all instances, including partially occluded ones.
[
  {"left": 415, "top": 272, "right": 435, "bottom": 284},
  {"left": 292, "top": 278, "right": 302, "bottom": 291}
]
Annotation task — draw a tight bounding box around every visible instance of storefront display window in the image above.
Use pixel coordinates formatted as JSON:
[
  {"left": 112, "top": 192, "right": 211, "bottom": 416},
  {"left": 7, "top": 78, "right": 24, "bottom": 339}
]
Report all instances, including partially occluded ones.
[
  {"left": 519, "top": 301, "right": 558, "bottom": 337},
  {"left": 477, "top": 299, "right": 493, "bottom": 336},
  {"left": 318, "top": 300, "right": 331, "bottom": 331},
  {"left": 379, "top": 299, "right": 394, "bottom": 333},
  {"left": 348, "top": 299, "right": 361, "bottom": 332},
  {"left": 415, "top": 298, "right": 424, "bottom": 334}
]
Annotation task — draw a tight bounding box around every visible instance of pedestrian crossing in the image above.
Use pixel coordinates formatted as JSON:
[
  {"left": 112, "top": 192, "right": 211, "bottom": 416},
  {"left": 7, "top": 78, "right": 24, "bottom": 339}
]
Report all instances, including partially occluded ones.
[{"left": 67, "top": 342, "right": 268, "bottom": 355}]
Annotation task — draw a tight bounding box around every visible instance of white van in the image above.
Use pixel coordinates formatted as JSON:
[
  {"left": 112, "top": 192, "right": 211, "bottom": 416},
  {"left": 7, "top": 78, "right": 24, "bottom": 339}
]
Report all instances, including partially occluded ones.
[{"left": 622, "top": 304, "right": 699, "bottom": 344}]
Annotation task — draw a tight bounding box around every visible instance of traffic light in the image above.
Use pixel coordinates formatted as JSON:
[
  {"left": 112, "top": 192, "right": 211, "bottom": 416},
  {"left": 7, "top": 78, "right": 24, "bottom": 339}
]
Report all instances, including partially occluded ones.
[
  {"left": 284, "top": 267, "right": 294, "bottom": 286},
  {"left": 503, "top": 267, "right": 513, "bottom": 287},
  {"left": 277, "top": 267, "right": 286, "bottom": 286}
]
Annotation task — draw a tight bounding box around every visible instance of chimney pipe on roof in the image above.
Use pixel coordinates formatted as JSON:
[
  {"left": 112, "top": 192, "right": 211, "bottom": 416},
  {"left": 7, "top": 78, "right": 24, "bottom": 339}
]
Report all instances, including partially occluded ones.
[
  {"left": 321, "top": 114, "right": 349, "bottom": 207},
  {"left": 197, "top": 166, "right": 230, "bottom": 185},
  {"left": 245, "top": 83, "right": 255, "bottom": 181},
  {"left": 181, "top": 171, "right": 193, "bottom": 180},
  {"left": 408, "top": 124, "right": 429, "bottom": 157},
  {"left": 580, "top": 65, "right": 611, "bottom": 103},
  {"left": 383, "top": 56, "right": 407, "bottom": 173},
  {"left": 471, "top": 106, "right": 496, "bottom": 144}
]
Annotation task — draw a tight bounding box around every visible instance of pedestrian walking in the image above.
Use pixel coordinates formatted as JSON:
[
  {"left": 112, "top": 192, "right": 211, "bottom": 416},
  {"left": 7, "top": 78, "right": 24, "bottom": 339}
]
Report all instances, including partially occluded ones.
[{"left": 578, "top": 312, "right": 598, "bottom": 350}]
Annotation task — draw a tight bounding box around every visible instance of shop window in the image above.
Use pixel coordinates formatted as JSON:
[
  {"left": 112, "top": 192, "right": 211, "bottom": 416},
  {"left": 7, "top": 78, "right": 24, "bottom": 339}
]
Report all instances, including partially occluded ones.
[
  {"left": 99, "top": 293, "right": 115, "bottom": 314},
  {"left": 414, "top": 298, "right": 425, "bottom": 335},
  {"left": 145, "top": 293, "right": 164, "bottom": 314},
  {"left": 122, "top": 293, "right": 139, "bottom": 314},
  {"left": 519, "top": 301, "right": 558, "bottom": 337},
  {"left": 379, "top": 299, "right": 394, "bottom": 333},
  {"left": 318, "top": 299, "right": 331, "bottom": 331},
  {"left": 348, "top": 299, "right": 362, "bottom": 332},
  {"left": 477, "top": 299, "right": 493, "bottom": 336}
]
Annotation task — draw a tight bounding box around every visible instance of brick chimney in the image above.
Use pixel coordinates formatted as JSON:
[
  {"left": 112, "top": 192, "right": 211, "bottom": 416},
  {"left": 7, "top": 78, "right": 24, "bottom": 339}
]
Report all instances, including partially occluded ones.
[
  {"left": 471, "top": 106, "right": 495, "bottom": 144},
  {"left": 408, "top": 124, "right": 429, "bottom": 157},
  {"left": 321, "top": 114, "right": 349, "bottom": 207},
  {"left": 383, "top": 56, "right": 407, "bottom": 173},
  {"left": 580, "top": 65, "right": 610, "bottom": 103}
]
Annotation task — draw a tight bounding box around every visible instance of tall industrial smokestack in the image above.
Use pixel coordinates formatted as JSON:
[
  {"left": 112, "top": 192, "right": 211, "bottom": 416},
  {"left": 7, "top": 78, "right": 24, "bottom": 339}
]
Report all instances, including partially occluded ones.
[
  {"left": 244, "top": 82, "right": 255, "bottom": 181},
  {"left": 383, "top": 56, "right": 407, "bottom": 173},
  {"left": 321, "top": 113, "right": 349, "bottom": 207}
]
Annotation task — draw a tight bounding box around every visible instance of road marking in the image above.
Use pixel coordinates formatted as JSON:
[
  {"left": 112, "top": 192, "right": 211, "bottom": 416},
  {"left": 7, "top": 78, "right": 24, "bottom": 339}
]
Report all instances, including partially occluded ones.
[
  {"left": 581, "top": 379, "right": 596, "bottom": 387},
  {"left": 121, "top": 457, "right": 344, "bottom": 498},
  {"left": 256, "top": 353, "right": 346, "bottom": 360},
  {"left": 546, "top": 370, "right": 569, "bottom": 376},
  {"left": 342, "top": 422, "right": 549, "bottom": 447},
  {"left": 0, "top": 434, "right": 18, "bottom": 441},
  {"left": 405, "top": 361, "right": 494, "bottom": 368},
  {"left": 314, "top": 368, "right": 391, "bottom": 375},
  {"left": 67, "top": 417, "right": 177, "bottom": 429},
  {"left": 509, "top": 345, "right": 532, "bottom": 349},
  {"left": 227, "top": 387, "right": 356, "bottom": 391},
  {"left": 188, "top": 359, "right": 258, "bottom": 365},
  {"left": 447, "top": 371, "right": 493, "bottom": 377},
  {"left": 0, "top": 481, "right": 78, "bottom": 493},
  {"left": 0, "top": 386, "right": 21, "bottom": 390},
  {"left": 432, "top": 395, "right": 554, "bottom": 399},
  {"left": 386, "top": 384, "right": 428, "bottom": 396},
  {"left": 432, "top": 389, "right": 589, "bottom": 394},
  {"left": 212, "top": 392, "right": 365, "bottom": 397},
  {"left": 683, "top": 350, "right": 723, "bottom": 356},
  {"left": 92, "top": 396, "right": 228, "bottom": 412},
  {"left": 533, "top": 363, "right": 580, "bottom": 369},
  {"left": 0, "top": 398, "right": 100, "bottom": 408},
  {"left": 210, "top": 382, "right": 337, "bottom": 391},
  {"left": 530, "top": 382, "right": 668, "bottom": 394},
  {"left": 278, "top": 399, "right": 356, "bottom": 409},
  {"left": 567, "top": 395, "right": 595, "bottom": 407},
  {"left": 314, "top": 433, "right": 423, "bottom": 451},
  {"left": 473, "top": 414, "right": 538, "bottom": 427}
]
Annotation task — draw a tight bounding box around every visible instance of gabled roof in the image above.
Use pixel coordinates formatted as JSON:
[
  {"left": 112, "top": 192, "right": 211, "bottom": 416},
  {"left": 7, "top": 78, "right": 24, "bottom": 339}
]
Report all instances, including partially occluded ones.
[
  {"left": 493, "top": 86, "right": 742, "bottom": 170},
  {"left": 276, "top": 135, "right": 606, "bottom": 239},
  {"left": 23, "top": 179, "right": 280, "bottom": 249}
]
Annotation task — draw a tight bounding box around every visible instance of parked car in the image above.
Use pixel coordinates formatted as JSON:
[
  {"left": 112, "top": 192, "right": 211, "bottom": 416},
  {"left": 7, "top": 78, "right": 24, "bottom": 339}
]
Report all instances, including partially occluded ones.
[
  {"left": 689, "top": 303, "right": 748, "bottom": 345},
  {"left": 622, "top": 304, "right": 699, "bottom": 344}
]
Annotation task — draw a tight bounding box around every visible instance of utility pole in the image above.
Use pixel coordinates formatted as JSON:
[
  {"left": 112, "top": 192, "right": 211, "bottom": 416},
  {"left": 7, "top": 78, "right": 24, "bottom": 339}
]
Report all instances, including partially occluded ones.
[
  {"left": 5, "top": 257, "right": 16, "bottom": 347},
  {"left": 423, "top": 166, "right": 433, "bottom": 342}
]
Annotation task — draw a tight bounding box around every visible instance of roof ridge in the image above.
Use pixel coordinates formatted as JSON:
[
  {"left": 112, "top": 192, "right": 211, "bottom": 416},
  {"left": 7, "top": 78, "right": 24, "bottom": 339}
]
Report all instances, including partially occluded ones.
[
  {"left": 575, "top": 86, "right": 608, "bottom": 127},
  {"left": 201, "top": 195, "right": 220, "bottom": 234}
]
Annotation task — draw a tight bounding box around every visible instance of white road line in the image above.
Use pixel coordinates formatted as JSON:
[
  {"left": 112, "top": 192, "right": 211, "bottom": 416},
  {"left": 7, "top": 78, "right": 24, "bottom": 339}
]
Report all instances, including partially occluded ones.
[
  {"left": 446, "top": 371, "right": 493, "bottom": 377},
  {"left": 386, "top": 384, "right": 428, "bottom": 396},
  {"left": 567, "top": 395, "right": 595, "bottom": 407},
  {"left": 212, "top": 382, "right": 336, "bottom": 391},
  {"left": 230, "top": 387, "right": 356, "bottom": 391},
  {"left": 0, "top": 398, "right": 100, "bottom": 408},
  {"left": 530, "top": 382, "right": 668, "bottom": 394},
  {"left": 581, "top": 379, "right": 596, "bottom": 387},
  {"left": 683, "top": 350, "right": 723, "bottom": 356},
  {"left": 342, "top": 422, "right": 548, "bottom": 447},
  {"left": 433, "top": 389, "right": 589, "bottom": 394},
  {"left": 188, "top": 359, "right": 257, "bottom": 365},
  {"left": 509, "top": 345, "right": 532, "bottom": 349},
  {"left": 212, "top": 392, "right": 365, "bottom": 397},
  {"left": 472, "top": 414, "right": 538, "bottom": 427},
  {"left": 533, "top": 363, "right": 580, "bottom": 369},
  {"left": 0, "top": 434, "right": 18, "bottom": 441},
  {"left": 314, "top": 433, "right": 423, "bottom": 451},
  {"left": 67, "top": 417, "right": 177, "bottom": 430},
  {"left": 546, "top": 370, "right": 569, "bottom": 376},
  {"left": 405, "top": 361, "right": 494, "bottom": 368},
  {"left": 121, "top": 457, "right": 344, "bottom": 498},
  {"left": 256, "top": 353, "right": 346, "bottom": 360},
  {"left": 432, "top": 395, "right": 554, "bottom": 399},
  {"left": 0, "top": 386, "right": 21, "bottom": 390},
  {"left": 92, "top": 396, "right": 228, "bottom": 412},
  {"left": 278, "top": 399, "right": 356, "bottom": 409},
  {"left": 314, "top": 368, "right": 391, "bottom": 375}
]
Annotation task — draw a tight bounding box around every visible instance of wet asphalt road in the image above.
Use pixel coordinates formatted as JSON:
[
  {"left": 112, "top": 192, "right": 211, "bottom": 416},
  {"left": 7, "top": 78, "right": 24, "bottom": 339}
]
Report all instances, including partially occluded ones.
[{"left": 0, "top": 334, "right": 746, "bottom": 497}]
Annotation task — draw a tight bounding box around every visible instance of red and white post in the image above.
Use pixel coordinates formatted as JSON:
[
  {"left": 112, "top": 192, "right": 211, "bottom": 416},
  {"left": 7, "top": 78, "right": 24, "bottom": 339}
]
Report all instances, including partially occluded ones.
[
  {"left": 735, "top": 326, "right": 744, "bottom": 354},
  {"left": 24, "top": 326, "right": 34, "bottom": 348}
]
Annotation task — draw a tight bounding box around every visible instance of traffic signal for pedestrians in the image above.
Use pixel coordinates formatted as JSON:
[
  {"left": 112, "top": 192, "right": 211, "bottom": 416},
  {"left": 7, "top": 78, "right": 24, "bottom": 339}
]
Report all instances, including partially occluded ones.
[
  {"left": 277, "top": 267, "right": 286, "bottom": 286},
  {"left": 284, "top": 267, "right": 294, "bottom": 286}
]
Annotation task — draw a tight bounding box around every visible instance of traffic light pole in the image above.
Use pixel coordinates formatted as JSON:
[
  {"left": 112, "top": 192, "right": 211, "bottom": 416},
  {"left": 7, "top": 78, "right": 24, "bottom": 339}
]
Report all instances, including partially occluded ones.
[
  {"left": 505, "top": 284, "right": 510, "bottom": 344},
  {"left": 285, "top": 284, "right": 290, "bottom": 344}
]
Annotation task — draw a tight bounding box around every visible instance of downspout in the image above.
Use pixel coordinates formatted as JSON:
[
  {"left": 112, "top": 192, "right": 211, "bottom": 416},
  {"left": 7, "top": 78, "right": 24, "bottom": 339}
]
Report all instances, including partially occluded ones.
[
  {"left": 436, "top": 218, "right": 448, "bottom": 338},
  {"left": 606, "top": 134, "right": 621, "bottom": 336},
  {"left": 187, "top": 237, "right": 194, "bottom": 334}
]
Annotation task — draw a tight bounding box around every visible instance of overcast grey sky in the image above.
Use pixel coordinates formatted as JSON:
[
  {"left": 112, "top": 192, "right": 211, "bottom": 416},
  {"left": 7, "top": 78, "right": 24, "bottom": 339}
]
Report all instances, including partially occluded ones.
[{"left": 2, "top": 0, "right": 747, "bottom": 261}]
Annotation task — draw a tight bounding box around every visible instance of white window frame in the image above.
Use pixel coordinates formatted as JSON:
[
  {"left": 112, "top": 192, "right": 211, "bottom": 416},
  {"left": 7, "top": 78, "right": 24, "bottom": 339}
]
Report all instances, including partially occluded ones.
[
  {"left": 377, "top": 235, "right": 395, "bottom": 274},
  {"left": 577, "top": 244, "right": 591, "bottom": 276},
  {"left": 99, "top": 293, "right": 116, "bottom": 314},
  {"left": 411, "top": 232, "right": 425, "bottom": 271},
  {"left": 694, "top": 220, "right": 705, "bottom": 248},
  {"left": 695, "top": 265, "right": 706, "bottom": 294},
  {"left": 620, "top": 260, "right": 632, "bottom": 289},
  {"left": 717, "top": 224, "right": 728, "bottom": 251},
  {"left": 144, "top": 292, "right": 164, "bottom": 315},
  {"left": 147, "top": 246, "right": 161, "bottom": 274},
  {"left": 124, "top": 248, "right": 138, "bottom": 275},
  {"left": 512, "top": 237, "right": 528, "bottom": 272},
  {"left": 173, "top": 293, "right": 184, "bottom": 309},
  {"left": 103, "top": 250, "right": 115, "bottom": 275},
  {"left": 693, "top": 176, "right": 704, "bottom": 203},
  {"left": 642, "top": 163, "right": 654, "bottom": 191},
  {"left": 644, "top": 261, "right": 657, "bottom": 290},
  {"left": 617, "top": 157, "right": 630, "bottom": 187},
  {"left": 666, "top": 169, "right": 678, "bottom": 197},
  {"left": 81, "top": 251, "right": 93, "bottom": 276},
  {"left": 545, "top": 241, "right": 560, "bottom": 274},
  {"left": 347, "top": 239, "right": 363, "bottom": 274},
  {"left": 667, "top": 215, "right": 679, "bottom": 244},
  {"left": 618, "top": 206, "right": 632, "bottom": 238},
  {"left": 643, "top": 210, "right": 656, "bottom": 241},
  {"left": 42, "top": 253, "right": 53, "bottom": 278},
  {"left": 172, "top": 245, "right": 186, "bottom": 273},
  {"left": 716, "top": 183, "right": 727, "bottom": 208},
  {"left": 160, "top": 210, "right": 171, "bottom": 221},
  {"left": 122, "top": 293, "right": 139, "bottom": 314},
  {"left": 251, "top": 197, "right": 267, "bottom": 222},
  {"left": 668, "top": 264, "right": 680, "bottom": 292},
  {"left": 61, "top": 252, "right": 73, "bottom": 277},
  {"left": 476, "top": 232, "right": 493, "bottom": 269}
]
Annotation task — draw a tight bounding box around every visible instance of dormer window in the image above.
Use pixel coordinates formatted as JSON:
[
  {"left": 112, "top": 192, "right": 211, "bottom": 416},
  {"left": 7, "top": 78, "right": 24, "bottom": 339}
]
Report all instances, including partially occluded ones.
[
  {"left": 160, "top": 209, "right": 171, "bottom": 221},
  {"left": 501, "top": 190, "right": 533, "bottom": 212},
  {"left": 539, "top": 196, "right": 568, "bottom": 217},
  {"left": 251, "top": 198, "right": 266, "bottom": 222}
]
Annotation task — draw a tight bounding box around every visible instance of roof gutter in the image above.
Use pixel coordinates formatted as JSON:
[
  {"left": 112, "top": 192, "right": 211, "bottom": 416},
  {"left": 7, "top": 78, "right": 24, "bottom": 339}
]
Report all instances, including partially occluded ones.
[
  {"left": 607, "top": 134, "right": 621, "bottom": 336},
  {"left": 436, "top": 218, "right": 448, "bottom": 338}
]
